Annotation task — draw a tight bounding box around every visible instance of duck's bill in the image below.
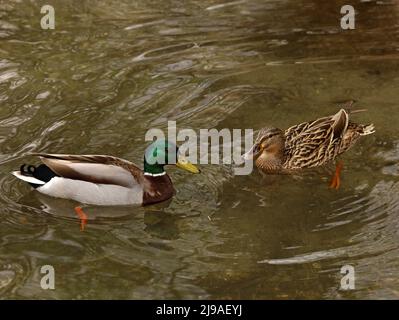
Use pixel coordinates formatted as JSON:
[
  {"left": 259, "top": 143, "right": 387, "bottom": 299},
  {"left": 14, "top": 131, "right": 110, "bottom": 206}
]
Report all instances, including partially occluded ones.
[
  {"left": 242, "top": 144, "right": 256, "bottom": 160},
  {"left": 176, "top": 158, "right": 200, "bottom": 173}
]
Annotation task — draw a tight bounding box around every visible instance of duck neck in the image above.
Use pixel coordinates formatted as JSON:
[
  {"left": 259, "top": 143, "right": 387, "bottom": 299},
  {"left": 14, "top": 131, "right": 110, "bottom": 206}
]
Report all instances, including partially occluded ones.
[
  {"left": 142, "top": 165, "right": 174, "bottom": 205},
  {"left": 256, "top": 154, "right": 284, "bottom": 172},
  {"left": 256, "top": 140, "right": 286, "bottom": 173},
  {"left": 144, "top": 159, "right": 166, "bottom": 176}
]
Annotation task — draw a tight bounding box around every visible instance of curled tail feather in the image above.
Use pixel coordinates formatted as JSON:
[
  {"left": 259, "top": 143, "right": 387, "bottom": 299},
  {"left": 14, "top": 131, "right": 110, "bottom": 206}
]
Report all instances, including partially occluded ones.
[{"left": 12, "top": 164, "right": 58, "bottom": 188}]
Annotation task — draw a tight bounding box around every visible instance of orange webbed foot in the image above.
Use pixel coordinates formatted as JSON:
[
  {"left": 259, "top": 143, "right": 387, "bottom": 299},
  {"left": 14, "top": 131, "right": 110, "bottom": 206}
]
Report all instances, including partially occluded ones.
[
  {"left": 329, "top": 161, "right": 343, "bottom": 190},
  {"left": 74, "top": 206, "right": 88, "bottom": 231}
]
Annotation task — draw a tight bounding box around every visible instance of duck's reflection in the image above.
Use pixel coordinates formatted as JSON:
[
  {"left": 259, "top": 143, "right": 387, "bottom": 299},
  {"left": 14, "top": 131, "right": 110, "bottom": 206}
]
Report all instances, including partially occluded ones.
[
  {"left": 24, "top": 192, "right": 145, "bottom": 231},
  {"left": 21, "top": 192, "right": 180, "bottom": 237}
]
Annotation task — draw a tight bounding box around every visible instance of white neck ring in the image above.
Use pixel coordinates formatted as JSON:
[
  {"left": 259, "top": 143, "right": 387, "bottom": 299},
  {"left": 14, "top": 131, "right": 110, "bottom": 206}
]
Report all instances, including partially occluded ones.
[{"left": 144, "top": 172, "right": 166, "bottom": 177}]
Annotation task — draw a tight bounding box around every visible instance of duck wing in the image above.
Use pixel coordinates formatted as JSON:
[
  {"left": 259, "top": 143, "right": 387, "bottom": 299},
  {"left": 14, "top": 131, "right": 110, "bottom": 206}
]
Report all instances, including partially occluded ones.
[
  {"left": 32, "top": 153, "right": 144, "bottom": 188},
  {"left": 284, "top": 109, "right": 349, "bottom": 168}
]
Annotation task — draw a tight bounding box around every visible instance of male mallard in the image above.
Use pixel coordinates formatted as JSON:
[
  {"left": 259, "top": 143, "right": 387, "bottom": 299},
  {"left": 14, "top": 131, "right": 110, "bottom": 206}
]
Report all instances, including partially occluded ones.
[
  {"left": 12, "top": 140, "right": 200, "bottom": 206},
  {"left": 243, "top": 108, "right": 375, "bottom": 188}
]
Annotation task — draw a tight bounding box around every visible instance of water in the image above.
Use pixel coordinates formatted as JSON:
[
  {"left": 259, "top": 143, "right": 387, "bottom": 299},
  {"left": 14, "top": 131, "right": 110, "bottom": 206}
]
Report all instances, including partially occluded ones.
[{"left": 1, "top": 0, "right": 399, "bottom": 299}]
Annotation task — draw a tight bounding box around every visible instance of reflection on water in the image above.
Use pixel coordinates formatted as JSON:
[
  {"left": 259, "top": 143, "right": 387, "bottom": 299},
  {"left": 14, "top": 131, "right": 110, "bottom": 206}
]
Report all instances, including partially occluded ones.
[{"left": 0, "top": 0, "right": 399, "bottom": 299}]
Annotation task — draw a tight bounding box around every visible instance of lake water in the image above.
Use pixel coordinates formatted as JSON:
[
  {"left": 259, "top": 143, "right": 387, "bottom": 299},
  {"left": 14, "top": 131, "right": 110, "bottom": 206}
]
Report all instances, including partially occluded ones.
[{"left": 1, "top": 0, "right": 399, "bottom": 299}]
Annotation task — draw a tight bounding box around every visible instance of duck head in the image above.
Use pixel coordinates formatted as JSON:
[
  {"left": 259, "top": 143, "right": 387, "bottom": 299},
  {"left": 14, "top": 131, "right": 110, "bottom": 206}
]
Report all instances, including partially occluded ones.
[
  {"left": 243, "top": 128, "right": 286, "bottom": 171},
  {"left": 144, "top": 139, "right": 200, "bottom": 175}
]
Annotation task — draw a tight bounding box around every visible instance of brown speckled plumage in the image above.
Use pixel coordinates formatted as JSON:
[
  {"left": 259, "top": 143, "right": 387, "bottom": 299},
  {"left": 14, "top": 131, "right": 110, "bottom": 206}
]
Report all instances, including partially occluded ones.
[{"left": 249, "top": 109, "right": 375, "bottom": 174}]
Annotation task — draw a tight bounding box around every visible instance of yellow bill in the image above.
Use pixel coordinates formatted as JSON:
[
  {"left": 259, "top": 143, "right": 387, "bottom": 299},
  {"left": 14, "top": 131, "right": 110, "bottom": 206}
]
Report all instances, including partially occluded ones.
[{"left": 176, "top": 156, "right": 200, "bottom": 173}]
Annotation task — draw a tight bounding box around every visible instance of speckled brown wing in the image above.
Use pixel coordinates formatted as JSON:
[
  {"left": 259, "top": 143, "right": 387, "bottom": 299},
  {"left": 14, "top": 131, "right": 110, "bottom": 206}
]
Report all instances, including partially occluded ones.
[
  {"left": 31, "top": 153, "right": 144, "bottom": 188},
  {"left": 283, "top": 109, "right": 349, "bottom": 169}
]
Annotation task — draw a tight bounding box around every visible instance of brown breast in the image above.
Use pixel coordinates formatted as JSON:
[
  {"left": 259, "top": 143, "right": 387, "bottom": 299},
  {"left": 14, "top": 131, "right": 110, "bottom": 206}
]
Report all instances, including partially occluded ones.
[{"left": 142, "top": 174, "right": 175, "bottom": 205}]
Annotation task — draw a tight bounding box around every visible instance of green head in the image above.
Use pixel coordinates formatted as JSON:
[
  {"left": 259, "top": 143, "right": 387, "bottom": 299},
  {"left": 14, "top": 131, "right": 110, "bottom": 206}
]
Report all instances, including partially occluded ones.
[{"left": 144, "top": 139, "right": 200, "bottom": 175}]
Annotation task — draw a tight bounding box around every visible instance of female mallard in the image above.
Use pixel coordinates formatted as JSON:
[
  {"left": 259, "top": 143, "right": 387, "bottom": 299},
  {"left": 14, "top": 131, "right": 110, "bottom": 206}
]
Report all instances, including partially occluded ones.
[
  {"left": 12, "top": 140, "right": 200, "bottom": 206},
  {"left": 243, "top": 108, "right": 375, "bottom": 188}
]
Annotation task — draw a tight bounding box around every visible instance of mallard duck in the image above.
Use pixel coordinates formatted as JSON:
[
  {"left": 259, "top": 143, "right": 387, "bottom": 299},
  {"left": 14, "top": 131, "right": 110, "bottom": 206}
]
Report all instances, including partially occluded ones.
[
  {"left": 12, "top": 140, "right": 200, "bottom": 206},
  {"left": 243, "top": 108, "right": 375, "bottom": 188}
]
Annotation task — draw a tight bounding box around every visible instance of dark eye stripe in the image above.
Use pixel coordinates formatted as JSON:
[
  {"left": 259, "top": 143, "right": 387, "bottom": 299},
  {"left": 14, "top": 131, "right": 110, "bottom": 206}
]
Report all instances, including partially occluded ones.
[
  {"left": 258, "top": 128, "right": 281, "bottom": 141},
  {"left": 265, "top": 132, "right": 279, "bottom": 139}
]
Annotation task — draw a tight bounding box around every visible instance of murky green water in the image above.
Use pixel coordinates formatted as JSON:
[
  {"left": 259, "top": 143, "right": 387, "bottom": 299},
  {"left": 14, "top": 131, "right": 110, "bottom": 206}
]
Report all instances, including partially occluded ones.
[{"left": 1, "top": 0, "right": 399, "bottom": 299}]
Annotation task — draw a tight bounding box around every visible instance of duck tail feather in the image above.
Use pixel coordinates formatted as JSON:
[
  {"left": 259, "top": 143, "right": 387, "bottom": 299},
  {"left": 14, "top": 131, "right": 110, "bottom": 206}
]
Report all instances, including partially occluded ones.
[
  {"left": 12, "top": 171, "right": 46, "bottom": 185},
  {"left": 348, "top": 108, "right": 368, "bottom": 114}
]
